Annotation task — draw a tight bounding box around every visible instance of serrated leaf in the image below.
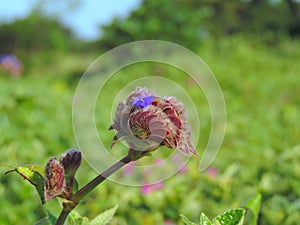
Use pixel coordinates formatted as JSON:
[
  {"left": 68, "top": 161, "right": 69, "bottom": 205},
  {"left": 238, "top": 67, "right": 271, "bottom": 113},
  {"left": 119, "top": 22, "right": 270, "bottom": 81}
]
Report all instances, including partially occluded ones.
[
  {"left": 212, "top": 208, "right": 245, "bottom": 225},
  {"left": 68, "top": 210, "right": 90, "bottom": 225},
  {"left": 180, "top": 214, "right": 198, "bottom": 225},
  {"left": 244, "top": 194, "right": 262, "bottom": 225},
  {"left": 200, "top": 212, "right": 212, "bottom": 225},
  {"left": 90, "top": 205, "right": 118, "bottom": 225}
]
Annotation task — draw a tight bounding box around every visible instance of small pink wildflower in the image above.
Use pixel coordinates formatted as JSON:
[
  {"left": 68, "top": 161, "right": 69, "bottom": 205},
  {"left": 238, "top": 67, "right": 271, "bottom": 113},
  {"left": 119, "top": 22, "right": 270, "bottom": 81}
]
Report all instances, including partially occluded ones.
[
  {"left": 123, "top": 161, "right": 136, "bottom": 175},
  {"left": 141, "top": 181, "right": 164, "bottom": 195},
  {"left": 172, "top": 153, "right": 189, "bottom": 174},
  {"left": 164, "top": 219, "right": 176, "bottom": 225},
  {"left": 207, "top": 167, "right": 218, "bottom": 179}
]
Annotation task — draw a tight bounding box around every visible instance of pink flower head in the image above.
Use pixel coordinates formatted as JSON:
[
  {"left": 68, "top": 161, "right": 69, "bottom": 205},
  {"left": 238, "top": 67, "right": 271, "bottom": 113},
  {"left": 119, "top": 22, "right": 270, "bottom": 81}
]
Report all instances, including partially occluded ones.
[
  {"left": 172, "top": 154, "right": 189, "bottom": 174},
  {"left": 141, "top": 181, "right": 164, "bottom": 195},
  {"left": 164, "top": 219, "right": 176, "bottom": 225},
  {"left": 207, "top": 167, "right": 218, "bottom": 179},
  {"left": 178, "top": 164, "right": 188, "bottom": 174},
  {"left": 154, "top": 157, "right": 164, "bottom": 167},
  {"left": 123, "top": 161, "right": 136, "bottom": 175},
  {"left": 109, "top": 87, "right": 197, "bottom": 158}
]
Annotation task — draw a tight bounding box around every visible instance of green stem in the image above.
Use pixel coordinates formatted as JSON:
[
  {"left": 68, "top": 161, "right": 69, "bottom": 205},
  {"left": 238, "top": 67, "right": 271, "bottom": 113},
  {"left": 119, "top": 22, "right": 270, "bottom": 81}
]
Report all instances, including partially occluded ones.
[{"left": 55, "top": 155, "right": 132, "bottom": 225}]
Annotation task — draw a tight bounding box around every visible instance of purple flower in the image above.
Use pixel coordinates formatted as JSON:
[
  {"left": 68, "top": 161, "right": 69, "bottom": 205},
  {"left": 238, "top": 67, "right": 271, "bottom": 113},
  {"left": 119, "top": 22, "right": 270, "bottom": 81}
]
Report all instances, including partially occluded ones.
[
  {"left": 109, "top": 87, "right": 197, "bottom": 159},
  {"left": 0, "top": 54, "right": 22, "bottom": 76},
  {"left": 132, "top": 87, "right": 154, "bottom": 108}
]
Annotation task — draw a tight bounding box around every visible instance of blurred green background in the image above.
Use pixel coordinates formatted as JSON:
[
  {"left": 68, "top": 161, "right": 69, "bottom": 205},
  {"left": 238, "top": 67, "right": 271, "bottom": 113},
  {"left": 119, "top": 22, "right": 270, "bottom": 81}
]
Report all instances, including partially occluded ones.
[{"left": 0, "top": 0, "right": 300, "bottom": 224}]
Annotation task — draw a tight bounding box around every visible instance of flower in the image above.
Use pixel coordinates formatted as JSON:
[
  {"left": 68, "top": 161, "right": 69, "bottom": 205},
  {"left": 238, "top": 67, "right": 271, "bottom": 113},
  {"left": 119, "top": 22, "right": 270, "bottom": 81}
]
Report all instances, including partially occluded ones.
[
  {"left": 123, "top": 161, "right": 136, "bottom": 175},
  {"left": 206, "top": 167, "right": 218, "bottom": 179},
  {"left": 0, "top": 54, "right": 22, "bottom": 76},
  {"left": 131, "top": 88, "right": 154, "bottom": 108},
  {"left": 109, "top": 87, "right": 197, "bottom": 159},
  {"left": 164, "top": 219, "right": 177, "bottom": 225},
  {"left": 45, "top": 157, "right": 65, "bottom": 201},
  {"left": 141, "top": 181, "right": 164, "bottom": 195},
  {"left": 172, "top": 154, "right": 189, "bottom": 174}
]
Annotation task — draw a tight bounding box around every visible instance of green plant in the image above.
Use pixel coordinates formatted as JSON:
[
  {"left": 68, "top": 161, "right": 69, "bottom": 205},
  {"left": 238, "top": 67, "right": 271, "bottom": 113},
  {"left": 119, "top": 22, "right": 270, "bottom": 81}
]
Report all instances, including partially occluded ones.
[
  {"left": 181, "top": 208, "right": 246, "bottom": 225},
  {"left": 3, "top": 87, "right": 202, "bottom": 225},
  {"left": 1, "top": 36, "right": 299, "bottom": 225}
]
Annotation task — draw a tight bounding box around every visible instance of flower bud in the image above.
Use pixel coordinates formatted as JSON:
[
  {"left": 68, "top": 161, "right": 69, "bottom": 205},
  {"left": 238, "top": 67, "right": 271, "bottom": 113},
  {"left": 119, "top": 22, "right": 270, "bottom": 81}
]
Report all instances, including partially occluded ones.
[
  {"left": 45, "top": 157, "right": 64, "bottom": 201},
  {"left": 59, "top": 148, "right": 82, "bottom": 177},
  {"left": 59, "top": 149, "right": 81, "bottom": 199},
  {"left": 109, "top": 87, "right": 197, "bottom": 158}
]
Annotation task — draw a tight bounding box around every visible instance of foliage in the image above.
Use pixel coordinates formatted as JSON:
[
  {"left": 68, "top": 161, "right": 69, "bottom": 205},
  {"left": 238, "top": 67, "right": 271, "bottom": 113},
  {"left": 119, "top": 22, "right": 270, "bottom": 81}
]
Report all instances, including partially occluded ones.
[
  {"left": 97, "top": 0, "right": 300, "bottom": 50},
  {"left": 5, "top": 164, "right": 46, "bottom": 204},
  {"left": 98, "top": 0, "right": 205, "bottom": 50},
  {"left": 181, "top": 208, "right": 245, "bottom": 225},
  {"left": 0, "top": 11, "right": 76, "bottom": 53},
  {"left": 34, "top": 206, "right": 117, "bottom": 225},
  {"left": 200, "top": 0, "right": 300, "bottom": 38},
  {"left": 244, "top": 194, "right": 262, "bottom": 225},
  {"left": 65, "top": 206, "right": 118, "bottom": 225},
  {"left": 0, "top": 36, "right": 300, "bottom": 224},
  {"left": 1, "top": 0, "right": 299, "bottom": 53}
]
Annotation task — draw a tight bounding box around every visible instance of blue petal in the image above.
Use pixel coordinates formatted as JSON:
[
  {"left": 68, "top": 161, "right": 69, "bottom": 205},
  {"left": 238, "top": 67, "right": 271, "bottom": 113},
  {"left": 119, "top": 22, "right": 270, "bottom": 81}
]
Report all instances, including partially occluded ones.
[{"left": 132, "top": 89, "right": 154, "bottom": 108}]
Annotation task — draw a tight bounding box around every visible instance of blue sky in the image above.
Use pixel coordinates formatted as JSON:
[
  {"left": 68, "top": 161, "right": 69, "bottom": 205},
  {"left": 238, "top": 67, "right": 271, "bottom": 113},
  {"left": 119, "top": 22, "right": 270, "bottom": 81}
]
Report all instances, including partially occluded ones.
[{"left": 0, "top": 0, "right": 141, "bottom": 40}]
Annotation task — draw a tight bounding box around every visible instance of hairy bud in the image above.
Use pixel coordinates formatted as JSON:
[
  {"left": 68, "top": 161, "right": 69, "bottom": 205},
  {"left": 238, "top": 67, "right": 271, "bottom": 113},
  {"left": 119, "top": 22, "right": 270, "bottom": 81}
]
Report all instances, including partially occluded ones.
[
  {"left": 109, "top": 87, "right": 197, "bottom": 159},
  {"left": 45, "top": 157, "right": 64, "bottom": 201}
]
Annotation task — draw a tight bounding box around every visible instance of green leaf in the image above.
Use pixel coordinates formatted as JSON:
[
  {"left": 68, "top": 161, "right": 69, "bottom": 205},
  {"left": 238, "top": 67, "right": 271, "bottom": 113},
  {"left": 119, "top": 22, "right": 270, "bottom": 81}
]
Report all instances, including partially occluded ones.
[
  {"left": 6, "top": 166, "right": 46, "bottom": 204},
  {"left": 200, "top": 212, "right": 212, "bottom": 225},
  {"left": 46, "top": 209, "right": 57, "bottom": 225},
  {"left": 212, "top": 208, "right": 245, "bottom": 225},
  {"left": 180, "top": 214, "right": 198, "bottom": 225},
  {"left": 244, "top": 194, "right": 262, "bottom": 225},
  {"left": 34, "top": 209, "right": 57, "bottom": 225},
  {"left": 34, "top": 210, "right": 57, "bottom": 225},
  {"left": 17, "top": 166, "right": 46, "bottom": 204},
  {"left": 34, "top": 218, "right": 50, "bottom": 225},
  {"left": 28, "top": 164, "right": 46, "bottom": 176},
  {"left": 67, "top": 211, "right": 90, "bottom": 225},
  {"left": 90, "top": 205, "right": 118, "bottom": 225}
]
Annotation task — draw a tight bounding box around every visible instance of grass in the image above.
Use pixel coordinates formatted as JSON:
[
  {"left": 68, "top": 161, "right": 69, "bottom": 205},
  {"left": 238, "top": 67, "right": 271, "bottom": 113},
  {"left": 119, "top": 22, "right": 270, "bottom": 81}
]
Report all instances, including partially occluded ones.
[{"left": 0, "top": 36, "right": 300, "bottom": 224}]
